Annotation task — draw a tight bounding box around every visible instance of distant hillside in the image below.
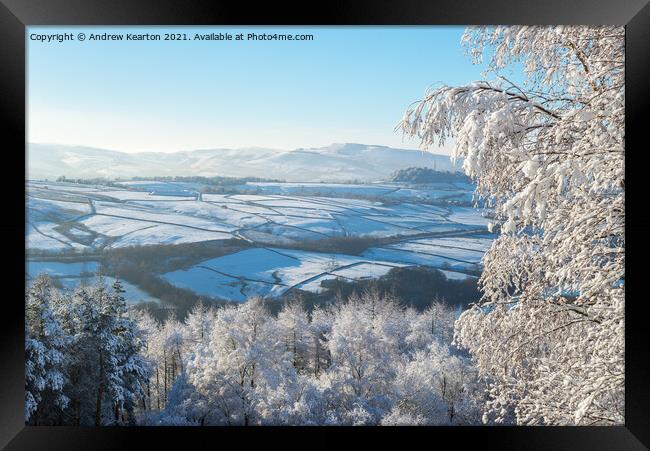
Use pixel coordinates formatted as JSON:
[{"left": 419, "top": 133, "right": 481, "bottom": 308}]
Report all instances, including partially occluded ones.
[
  {"left": 390, "top": 167, "right": 470, "bottom": 184},
  {"left": 27, "top": 143, "right": 461, "bottom": 183}
]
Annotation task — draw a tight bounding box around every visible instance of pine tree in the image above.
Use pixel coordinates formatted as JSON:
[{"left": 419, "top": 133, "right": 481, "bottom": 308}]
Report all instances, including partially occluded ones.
[
  {"left": 106, "top": 279, "right": 150, "bottom": 425},
  {"left": 54, "top": 278, "right": 150, "bottom": 425},
  {"left": 25, "top": 275, "right": 69, "bottom": 424}
]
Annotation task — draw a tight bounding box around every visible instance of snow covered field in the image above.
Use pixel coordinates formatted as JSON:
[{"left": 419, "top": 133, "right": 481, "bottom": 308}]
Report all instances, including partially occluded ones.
[
  {"left": 25, "top": 260, "right": 159, "bottom": 305},
  {"left": 26, "top": 180, "right": 495, "bottom": 303},
  {"left": 161, "top": 248, "right": 409, "bottom": 301},
  {"left": 26, "top": 181, "right": 490, "bottom": 252}
]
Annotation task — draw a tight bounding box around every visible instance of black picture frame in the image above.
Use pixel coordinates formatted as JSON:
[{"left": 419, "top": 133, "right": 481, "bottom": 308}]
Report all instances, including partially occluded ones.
[{"left": 2, "top": 0, "right": 648, "bottom": 449}]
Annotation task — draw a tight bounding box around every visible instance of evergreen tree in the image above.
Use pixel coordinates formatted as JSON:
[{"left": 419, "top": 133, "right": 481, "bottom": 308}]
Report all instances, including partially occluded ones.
[{"left": 25, "top": 275, "right": 69, "bottom": 424}]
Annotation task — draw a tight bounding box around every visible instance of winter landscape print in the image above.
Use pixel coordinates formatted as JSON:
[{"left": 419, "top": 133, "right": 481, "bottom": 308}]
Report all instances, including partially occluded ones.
[{"left": 26, "top": 26, "right": 624, "bottom": 426}]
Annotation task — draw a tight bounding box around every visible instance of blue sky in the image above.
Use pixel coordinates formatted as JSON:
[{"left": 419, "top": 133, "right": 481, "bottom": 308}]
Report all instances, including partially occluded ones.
[{"left": 28, "top": 26, "right": 498, "bottom": 154}]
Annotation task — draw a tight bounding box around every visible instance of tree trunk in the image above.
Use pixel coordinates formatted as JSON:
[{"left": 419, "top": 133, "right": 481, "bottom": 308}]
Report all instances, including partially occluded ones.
[
  {"left": 32, "top": 405, "right": 39, "bottom": 426},
  {"left": 292, "top": 330, "right": 297, "bottom": 369},
  {"left": 315, "top": 338, "right": 320, "bottom": 377},
  {"left": 95, "top": 352, "right": 104, "bottom": 426},
  {"left": 146, "top": 379, "right": 151, "bottom": 411},
  {"left": 74, "top": 399, "right": 80, "bottom": 426},
  {"left": 163, "top": 350, "right": 168, "bottom": 405},
  {"left": 156, "top": 366, "right": 160, "bottom": 410}
]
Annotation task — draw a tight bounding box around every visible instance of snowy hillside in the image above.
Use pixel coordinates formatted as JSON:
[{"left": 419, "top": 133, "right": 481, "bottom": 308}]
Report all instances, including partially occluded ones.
[
  {"left": 27, "top": 143, "right": 460, "bottom": 182},
  {"left": 27, "top": 179, "right": 492, "bottom": 304}
]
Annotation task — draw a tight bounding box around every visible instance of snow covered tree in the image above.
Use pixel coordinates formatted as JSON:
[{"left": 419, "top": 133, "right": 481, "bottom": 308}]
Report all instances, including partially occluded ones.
[
  {"left": 320, "top": 290, "right": 406, "bottom": 424},
  {"left": 133, "top": 305, "right": 208, "bottom": 418},
  {"left": 132, "top": 310, "right": 167, "bottom": 412},
  {"left": 383, "top": 341, "right": 482, "bottom": 425},
  {"left": 106, "top": 280, "right": 150, "bottom": 425},
  {"left": 398, "top": 26, "right": 624, "bottom": 425},
  {"left": 276, "top": 299, "right": 311, "bottom": 373},
  {"left": 404, "top": 301, "right": 457, "bottom": 353},
  {"left": 183, "top": 300, "right": 214, "bottom": 348},
  {"left": 53, "top": 279, "right": 149, "bottom": 425},
  {"left": 128, "top": 308, "right": 160, "bottom": 413},
  {"left": 25, "top": 275, "right": 69, "bottom": 424},
  {"left": 135, "top": 292, "right": 486, "bottom": 426},
  {"left": 308, "top": 304, "right": 335, "bottom": 377},
  {"left": 58, "top": 285, "right": 96, "bottom": 425},
  {"left": 159, "top": 314, "right": 186, "bottom": 407},
  {"left": 325, "top": 255, "right": 340, "bottom": 273},
  {"left": 178, "top": 298, "right": 294, "bottom": 425}
]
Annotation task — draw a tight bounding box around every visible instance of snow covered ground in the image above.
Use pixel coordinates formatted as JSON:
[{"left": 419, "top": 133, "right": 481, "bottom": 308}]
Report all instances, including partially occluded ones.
[
  {"left": 161, "top": 248, "right": 408, "bottom": 300},
  {"left": 27, "top": 260, "right": 100, "bottom": 278},
  {"left": 26, "top": 181, "right": 490, "bottom": 253},
  {"left": 361, "top": 247, "right": 480, "bottom": 272},
  {"left": 26, "top": 260, "right": 160, "bottom": 305},
  {"left": 26, "top": 180, "right": 495, "bottom": 303}
]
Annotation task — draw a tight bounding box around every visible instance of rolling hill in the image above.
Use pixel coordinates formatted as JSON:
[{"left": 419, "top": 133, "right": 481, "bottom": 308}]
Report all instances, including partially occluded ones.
[{"left": 27, "top": 142, "right": 461, "bottom": 182}]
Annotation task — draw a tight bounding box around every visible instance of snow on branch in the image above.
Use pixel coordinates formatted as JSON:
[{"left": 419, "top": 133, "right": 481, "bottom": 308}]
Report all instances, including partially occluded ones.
[{"left": 401, "top": 25, "right": 624, "bottom": 425}]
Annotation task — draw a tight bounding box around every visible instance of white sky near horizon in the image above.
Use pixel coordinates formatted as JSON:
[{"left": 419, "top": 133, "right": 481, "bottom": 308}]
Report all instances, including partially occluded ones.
[{"left": 27, "top": 26, "right": 502, "bottom": 155}]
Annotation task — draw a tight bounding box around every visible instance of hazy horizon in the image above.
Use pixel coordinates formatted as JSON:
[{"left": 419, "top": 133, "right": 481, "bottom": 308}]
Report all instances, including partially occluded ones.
[
  {"left": 26, "top": 141, "right": 462, "bottom": 182},
  {"left": 27, "top": 140, "right": 455, "bottom": 156}
]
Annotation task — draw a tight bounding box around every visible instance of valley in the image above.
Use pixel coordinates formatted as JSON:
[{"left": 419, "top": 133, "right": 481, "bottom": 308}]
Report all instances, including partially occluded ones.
[{"left": 26, "top": 176, "right": 495, "bottom": 313}]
